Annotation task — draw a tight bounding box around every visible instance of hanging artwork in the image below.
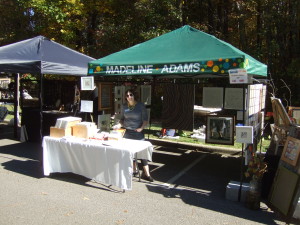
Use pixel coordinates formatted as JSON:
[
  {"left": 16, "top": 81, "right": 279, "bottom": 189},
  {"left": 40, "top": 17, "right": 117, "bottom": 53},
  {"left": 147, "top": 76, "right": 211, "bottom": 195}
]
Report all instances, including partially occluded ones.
[
  {"left": 81, "top": 76, "right": 94, "bottom": 90},
  {"left": 202, "top": 87, "right": 223, "bottom": 108},
  {"left": 141, "top": 85, "right": 151, "bottom": 105},
  {"left": 99, "top": 83, "right": 113, "bottom": 111},
  {"left": 224, "top": 88, "right": 244, "bottom": 110}
]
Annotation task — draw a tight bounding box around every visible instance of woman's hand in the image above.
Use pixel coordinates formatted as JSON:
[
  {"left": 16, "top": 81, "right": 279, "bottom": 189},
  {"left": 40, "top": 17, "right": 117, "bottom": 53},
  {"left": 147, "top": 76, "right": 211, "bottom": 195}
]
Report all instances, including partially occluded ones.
[
  {"left": 135, "top": 128, "right": 143, "bottom": 132},
  {"left": 112, "top": 124, "right": 121, "bottom": 130}
]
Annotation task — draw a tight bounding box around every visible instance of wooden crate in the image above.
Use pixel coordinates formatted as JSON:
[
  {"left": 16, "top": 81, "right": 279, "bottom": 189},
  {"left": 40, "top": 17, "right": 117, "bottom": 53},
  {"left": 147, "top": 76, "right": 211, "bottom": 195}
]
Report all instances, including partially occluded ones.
[
  {"left": 72, "top": 122, "right": 97, "bottom": 139},
  {"left": 50, "top": 127, "right": 72, "bottom": 138}
]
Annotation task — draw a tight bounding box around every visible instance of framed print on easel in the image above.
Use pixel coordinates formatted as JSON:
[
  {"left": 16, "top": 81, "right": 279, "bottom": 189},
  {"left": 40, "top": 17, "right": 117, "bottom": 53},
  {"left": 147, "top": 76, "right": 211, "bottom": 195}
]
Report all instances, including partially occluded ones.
[{"left": 97, "top": 114, "right": 111, "bottom": 132}]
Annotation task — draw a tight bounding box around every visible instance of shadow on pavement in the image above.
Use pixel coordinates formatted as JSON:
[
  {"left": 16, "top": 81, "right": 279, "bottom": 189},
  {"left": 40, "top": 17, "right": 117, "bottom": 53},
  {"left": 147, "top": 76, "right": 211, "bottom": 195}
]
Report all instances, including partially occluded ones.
[
  {"left": 0, "top": 140, "right": 44, "bottom": 178},
  {"left": 146, "top": 183, "right": 281, "bottom": 225},
  {"left": 0, "top": 123, "right": 288, "bottom": 224},
  {"left": 146, "top": 149, "right": 284, "bottom": 225}
]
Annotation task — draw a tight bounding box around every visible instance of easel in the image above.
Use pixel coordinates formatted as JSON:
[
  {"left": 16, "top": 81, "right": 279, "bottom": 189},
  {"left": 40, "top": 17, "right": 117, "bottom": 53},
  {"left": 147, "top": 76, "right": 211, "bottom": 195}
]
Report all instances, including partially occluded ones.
[{"left": 269, "top": 98, "right": 292, "bottom": 155}]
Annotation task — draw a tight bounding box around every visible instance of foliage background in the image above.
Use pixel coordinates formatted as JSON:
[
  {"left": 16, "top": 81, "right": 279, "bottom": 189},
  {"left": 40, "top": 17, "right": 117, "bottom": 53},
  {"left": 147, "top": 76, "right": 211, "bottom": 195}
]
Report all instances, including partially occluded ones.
[{"left": 0, "top": 0, "right": 299, "bottom": 106}]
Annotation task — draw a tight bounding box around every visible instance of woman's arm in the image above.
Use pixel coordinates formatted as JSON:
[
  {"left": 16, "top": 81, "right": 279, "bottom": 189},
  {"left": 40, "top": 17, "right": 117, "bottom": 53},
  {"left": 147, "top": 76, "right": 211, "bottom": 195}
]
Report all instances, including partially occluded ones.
[{"left": 136, "top": 120, "right": 148, "bottom": 132}]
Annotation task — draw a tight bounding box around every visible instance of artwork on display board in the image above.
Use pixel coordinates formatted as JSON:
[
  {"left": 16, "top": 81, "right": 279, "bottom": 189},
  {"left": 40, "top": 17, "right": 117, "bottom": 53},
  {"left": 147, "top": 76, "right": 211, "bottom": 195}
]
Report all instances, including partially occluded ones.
[
  {"left": 236, "top": 126, "right": 253, "bottom": 144},
  {"left": 202, "top": 87, "right": 223, "bottom": 108},
  {"left": 224, "top": 88, "right": 244, "bottom": 110},
  {"left": 97, "top": 114, "right": 111, "bottom": 132},
  {"left": 281, "top": 136, "right": 300, "bottom": 167},
  {"left": 248, "top": 84, "right": 265, "bottom": 116},
  {"left": 206, "top": 115, "right": 234, "bottom": 145},
  {"left": 80, "top": 100, "right": 93, "bottom": 113},
  {"left": 114, "top": 86, "right": 123, "bottom": 99},
  {"left": 141, "top": 85, "right": 151, "bottom": 105},
  {"left": 114, "top": 100, "right": 122, "bottom": 115},
  {"left": 81, "top": 76, "right": 94, "bottom": 90}
]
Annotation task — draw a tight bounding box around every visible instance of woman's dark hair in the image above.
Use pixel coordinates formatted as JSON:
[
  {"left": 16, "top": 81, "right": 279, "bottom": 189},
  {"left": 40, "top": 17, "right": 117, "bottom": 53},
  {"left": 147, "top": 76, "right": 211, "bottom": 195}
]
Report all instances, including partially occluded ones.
[{"left": 125, "top": 88, "right": 139, "bottom": 101}]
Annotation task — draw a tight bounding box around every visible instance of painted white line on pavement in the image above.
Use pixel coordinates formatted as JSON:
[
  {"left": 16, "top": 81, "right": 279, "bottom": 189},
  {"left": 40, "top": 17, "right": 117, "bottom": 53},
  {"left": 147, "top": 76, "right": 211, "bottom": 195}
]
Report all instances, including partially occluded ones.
[{"left": 162, "top": 154, "right": 207, "bottom": 188}]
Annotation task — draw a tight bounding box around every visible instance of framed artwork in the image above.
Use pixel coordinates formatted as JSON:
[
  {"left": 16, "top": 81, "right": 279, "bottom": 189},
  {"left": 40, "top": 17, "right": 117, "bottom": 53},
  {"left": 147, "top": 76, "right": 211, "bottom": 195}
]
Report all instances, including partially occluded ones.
[
  {"left": 236, "top": 126, "right": 253, "bottom": 144},
  {"left": 269, "top": 166, "right": 299, "bottom": 216},
  {"left": 99, "top": 83, "right": 113, "bottom": 111},
  {"left": 202, "top": 87, "right": 224, "bottom": 108},
  {"left": 97, "top": 114, "right": 111, "bottom": 132},
  {"left": 81, "top": 76, "right": 94, "bottom": 90},
  {"left": 281, "top": 136, "right": 300, "bottom": 166},
  {"left": 288, "top": 106, "right": 300, "bottom": 124},
  {"left": 206, "top": 115, "right": 234, "bottom": 145}
]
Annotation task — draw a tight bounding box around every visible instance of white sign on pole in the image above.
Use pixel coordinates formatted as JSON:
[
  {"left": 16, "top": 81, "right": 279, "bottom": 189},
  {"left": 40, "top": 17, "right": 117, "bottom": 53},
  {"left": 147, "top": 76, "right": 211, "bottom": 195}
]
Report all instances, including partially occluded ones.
[
  {"left": 80, "top": 100, "right": 93, "bottom": 113},
  {"left": 228, "top": 69, "right": 252, "bottom": 84}
]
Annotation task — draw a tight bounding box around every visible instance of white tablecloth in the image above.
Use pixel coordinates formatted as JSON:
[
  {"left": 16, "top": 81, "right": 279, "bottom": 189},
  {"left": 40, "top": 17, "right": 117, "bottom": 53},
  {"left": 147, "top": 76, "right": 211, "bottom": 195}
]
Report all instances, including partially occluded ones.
[{"left": 42, "top": 136, "right": 153, "bottom": 190}]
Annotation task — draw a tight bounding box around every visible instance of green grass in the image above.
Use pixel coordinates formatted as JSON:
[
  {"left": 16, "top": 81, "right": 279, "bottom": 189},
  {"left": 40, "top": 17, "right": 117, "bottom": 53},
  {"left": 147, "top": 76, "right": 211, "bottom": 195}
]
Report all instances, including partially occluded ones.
[
  {"left": 145, "top": 121, "right": 270, "bottom": 152},
  {"left": 1, "top": 104, "right": 22, "bottom": 122}
]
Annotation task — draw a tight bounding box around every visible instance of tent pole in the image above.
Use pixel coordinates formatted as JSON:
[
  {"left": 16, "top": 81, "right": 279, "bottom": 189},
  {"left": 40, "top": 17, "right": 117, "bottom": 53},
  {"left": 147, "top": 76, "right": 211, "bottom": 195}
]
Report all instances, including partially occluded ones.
[
  {"left": 147, "top": 76, "right": 156, "bottom": 139},
  {"left": 238, "top": 84, "right": 247, "bottom": 201},
  {"left": 13, "top": 73, "right": 20, "bottom": 138},
  {"left": 39, "top": 73, "right": 44, "bottom": 143}
]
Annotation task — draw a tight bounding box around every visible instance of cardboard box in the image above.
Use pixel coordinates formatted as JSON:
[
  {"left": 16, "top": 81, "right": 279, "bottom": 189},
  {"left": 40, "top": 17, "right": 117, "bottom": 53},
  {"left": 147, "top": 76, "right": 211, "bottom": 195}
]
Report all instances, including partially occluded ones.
[
  {"left": 50, "top": 127, "right": 72, "bottom": 138},
  {"left": 49, "top": 116, "right": 82, "bottom": 138},
  {"left": 55, "top": 116, "right": 82, "bottom": 129},
  {"left": 72, "top": 122, "right": 97, "bottom": 139},
  {"left": 226, "top": 181, "right": 250, "bottom": 202}
]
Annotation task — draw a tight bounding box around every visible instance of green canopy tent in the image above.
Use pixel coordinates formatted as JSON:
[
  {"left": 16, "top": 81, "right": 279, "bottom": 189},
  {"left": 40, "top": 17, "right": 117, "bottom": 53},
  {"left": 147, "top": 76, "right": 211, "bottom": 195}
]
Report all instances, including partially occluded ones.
[
  {"left": 88, "top": 26, "right": 268, "bottom": 201},
  {"left": 88, "top": 25, "right": 267, "bottom": 78}
]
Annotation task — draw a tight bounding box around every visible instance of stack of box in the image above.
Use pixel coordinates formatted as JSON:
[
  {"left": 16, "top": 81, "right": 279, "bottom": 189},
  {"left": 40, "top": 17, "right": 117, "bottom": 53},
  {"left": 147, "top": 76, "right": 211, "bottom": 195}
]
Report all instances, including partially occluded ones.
[
  {"left": 50, "top": 117, "right": 82, "bottom": 138},
  {"left": 225, "top": 181, "right": 250, "bottom": 202},
  {"left": 72, "top": 122, "right": 98, "bottom": 139}
]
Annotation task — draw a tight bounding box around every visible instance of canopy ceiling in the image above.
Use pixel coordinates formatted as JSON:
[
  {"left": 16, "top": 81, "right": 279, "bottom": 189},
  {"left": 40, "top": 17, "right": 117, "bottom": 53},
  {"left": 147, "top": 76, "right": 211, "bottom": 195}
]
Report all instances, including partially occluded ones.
[
  {"left": 88, "top": 25, "right": 267, "bottom": 78},
  {"left": 0, "top": 36, "right": 95, "bottom": 76}
]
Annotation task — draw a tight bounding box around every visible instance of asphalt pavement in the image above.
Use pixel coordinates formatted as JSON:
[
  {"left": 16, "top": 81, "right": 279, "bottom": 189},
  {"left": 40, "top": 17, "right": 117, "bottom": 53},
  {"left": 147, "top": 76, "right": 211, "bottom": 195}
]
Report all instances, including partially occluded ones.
[{"left": 0, "top": 122, "right": 295, "bottom": 225}]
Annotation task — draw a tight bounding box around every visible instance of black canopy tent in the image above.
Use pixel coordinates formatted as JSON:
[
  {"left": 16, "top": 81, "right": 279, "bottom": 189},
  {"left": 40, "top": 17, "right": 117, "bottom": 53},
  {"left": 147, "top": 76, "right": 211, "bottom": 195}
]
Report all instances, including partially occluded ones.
[{"left": 0, "top": 36, "right": 95, "bottom": 140}]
